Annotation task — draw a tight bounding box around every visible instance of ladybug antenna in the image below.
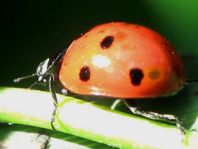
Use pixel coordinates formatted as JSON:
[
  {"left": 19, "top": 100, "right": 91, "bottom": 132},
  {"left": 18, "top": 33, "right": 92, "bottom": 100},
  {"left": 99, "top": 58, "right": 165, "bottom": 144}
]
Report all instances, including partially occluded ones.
[{"left": 13, "top": 73, "right": 37, "bottom": 83}]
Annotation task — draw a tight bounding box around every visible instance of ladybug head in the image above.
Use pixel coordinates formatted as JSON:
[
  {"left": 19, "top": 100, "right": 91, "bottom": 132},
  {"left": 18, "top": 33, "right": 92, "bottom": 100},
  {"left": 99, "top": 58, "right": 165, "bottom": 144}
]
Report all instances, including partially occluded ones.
[
  {"left": 36, "top": 58, "right": 51, "bottom": 82},
  {"left": 14, "top": 47, "right": 66, "bottom": 84},
  {"left": 13, "top": 58, "right": 51, "bottom": 83}
]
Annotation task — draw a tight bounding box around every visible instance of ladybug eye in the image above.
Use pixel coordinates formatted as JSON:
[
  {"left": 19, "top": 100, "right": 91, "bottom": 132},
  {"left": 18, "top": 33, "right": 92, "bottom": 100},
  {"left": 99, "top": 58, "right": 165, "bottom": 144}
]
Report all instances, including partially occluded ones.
[
  {"left": 100, "top": 36, "right": 114, "bottom": 49},
  {"left": 129, "top": 68, "right": 144, "bottom": 86},
  {"left": 79, "top": 66, "right": 90, "bottom": 81}
]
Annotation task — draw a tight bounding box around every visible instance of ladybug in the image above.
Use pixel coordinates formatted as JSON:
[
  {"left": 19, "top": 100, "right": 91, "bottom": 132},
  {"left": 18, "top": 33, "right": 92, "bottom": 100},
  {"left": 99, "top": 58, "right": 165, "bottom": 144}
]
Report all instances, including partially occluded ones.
[
  {"left": 59, "top": 22, "right": 185, "bottom": 98},
  {"left": 15, "top": 22, "right": 185, "bottom": 98},
  {"left": 14, "top": 22, "right": 186, "bottom": 130}
]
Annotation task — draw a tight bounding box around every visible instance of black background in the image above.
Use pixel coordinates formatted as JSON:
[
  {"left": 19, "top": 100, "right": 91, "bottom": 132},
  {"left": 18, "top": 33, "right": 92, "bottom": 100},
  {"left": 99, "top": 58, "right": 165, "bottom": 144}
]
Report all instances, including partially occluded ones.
[{"left": 1, "top": 0, "right": 198, "bottom": 87}]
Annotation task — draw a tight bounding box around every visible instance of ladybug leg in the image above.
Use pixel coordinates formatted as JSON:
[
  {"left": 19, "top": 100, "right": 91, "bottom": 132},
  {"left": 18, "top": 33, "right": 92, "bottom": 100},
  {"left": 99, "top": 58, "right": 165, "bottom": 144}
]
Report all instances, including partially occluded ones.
[
  {"left": 28, "top": 81, "right": 38, "bottom": 89},
  {"left": 123, "top": 100, "right": 185, "bottom": 134},
  {"left": 48, "top": 74, "right": 58, "bottom": 130},
  {"left": 49, "top": 75, "right": 58, "bottom": 105},
  {"left": 110, "top": 99, "right": 122, "bottom": 110}
]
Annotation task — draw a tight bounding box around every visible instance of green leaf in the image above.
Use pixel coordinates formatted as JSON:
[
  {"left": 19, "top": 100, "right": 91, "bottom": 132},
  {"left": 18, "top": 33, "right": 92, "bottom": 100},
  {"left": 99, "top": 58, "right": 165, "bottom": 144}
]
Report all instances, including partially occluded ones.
[{"left": 0, "top": 86, "right": 198, "bottom": 149}]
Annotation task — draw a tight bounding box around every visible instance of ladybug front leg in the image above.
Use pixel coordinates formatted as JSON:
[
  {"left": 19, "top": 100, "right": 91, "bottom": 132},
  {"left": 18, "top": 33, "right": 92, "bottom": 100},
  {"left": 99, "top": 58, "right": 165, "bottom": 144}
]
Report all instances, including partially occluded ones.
[
  {"left": 48, "top": 74, "right": 58, "bottom": 130},
  {"left": 49, "top": 74, "right": 58, "bottom": 105},
  {"left": 123, "top": 100, "right": 185, "bottom": 134}
]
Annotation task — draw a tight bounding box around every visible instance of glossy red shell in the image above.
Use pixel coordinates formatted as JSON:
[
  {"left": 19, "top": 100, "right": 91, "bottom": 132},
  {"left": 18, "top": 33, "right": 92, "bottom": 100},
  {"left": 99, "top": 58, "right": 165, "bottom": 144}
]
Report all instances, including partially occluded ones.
[{"left": 59, "top": 22, "right": 185, "bottom": 98}]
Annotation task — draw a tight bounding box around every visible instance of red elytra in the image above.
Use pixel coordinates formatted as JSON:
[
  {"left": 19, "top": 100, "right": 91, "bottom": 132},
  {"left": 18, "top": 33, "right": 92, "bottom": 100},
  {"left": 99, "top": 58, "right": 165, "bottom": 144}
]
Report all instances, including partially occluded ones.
[{"left": 59, "top": 22, "right": 185, "bottom": 98}]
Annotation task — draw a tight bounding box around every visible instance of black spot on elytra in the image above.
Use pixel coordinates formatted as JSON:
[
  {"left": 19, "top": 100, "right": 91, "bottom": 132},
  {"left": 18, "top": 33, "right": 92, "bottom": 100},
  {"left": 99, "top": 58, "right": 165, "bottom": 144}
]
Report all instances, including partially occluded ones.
[
  {"left": 79, "top": 66, "right": 90, "bottom": 81},
  {"left": 130, "top": 68, "right": 144, "bottom": 86},
  {"left": 100, "top": 36, "right": 114, "bottom": 49}
]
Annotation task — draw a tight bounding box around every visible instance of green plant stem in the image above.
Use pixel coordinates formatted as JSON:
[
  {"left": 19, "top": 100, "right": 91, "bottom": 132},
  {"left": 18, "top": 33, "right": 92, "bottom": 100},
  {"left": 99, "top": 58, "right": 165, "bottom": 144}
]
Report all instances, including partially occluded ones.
[{"left": 0, "top": 87, "right": 198, "bottom": 149}]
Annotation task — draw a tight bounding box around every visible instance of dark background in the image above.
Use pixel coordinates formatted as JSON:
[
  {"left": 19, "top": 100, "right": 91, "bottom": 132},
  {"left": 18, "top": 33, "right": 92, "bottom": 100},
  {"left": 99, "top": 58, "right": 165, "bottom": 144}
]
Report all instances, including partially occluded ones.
[{"left": 1, "top": 0, "right": 198, "bottom": 87}]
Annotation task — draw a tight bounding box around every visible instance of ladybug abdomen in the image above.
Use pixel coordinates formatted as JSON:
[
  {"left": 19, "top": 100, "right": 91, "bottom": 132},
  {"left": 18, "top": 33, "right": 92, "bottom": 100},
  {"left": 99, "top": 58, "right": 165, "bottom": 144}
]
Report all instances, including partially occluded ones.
[{"left": 59, "top": 22, "right": 185, "bottom": 98}]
